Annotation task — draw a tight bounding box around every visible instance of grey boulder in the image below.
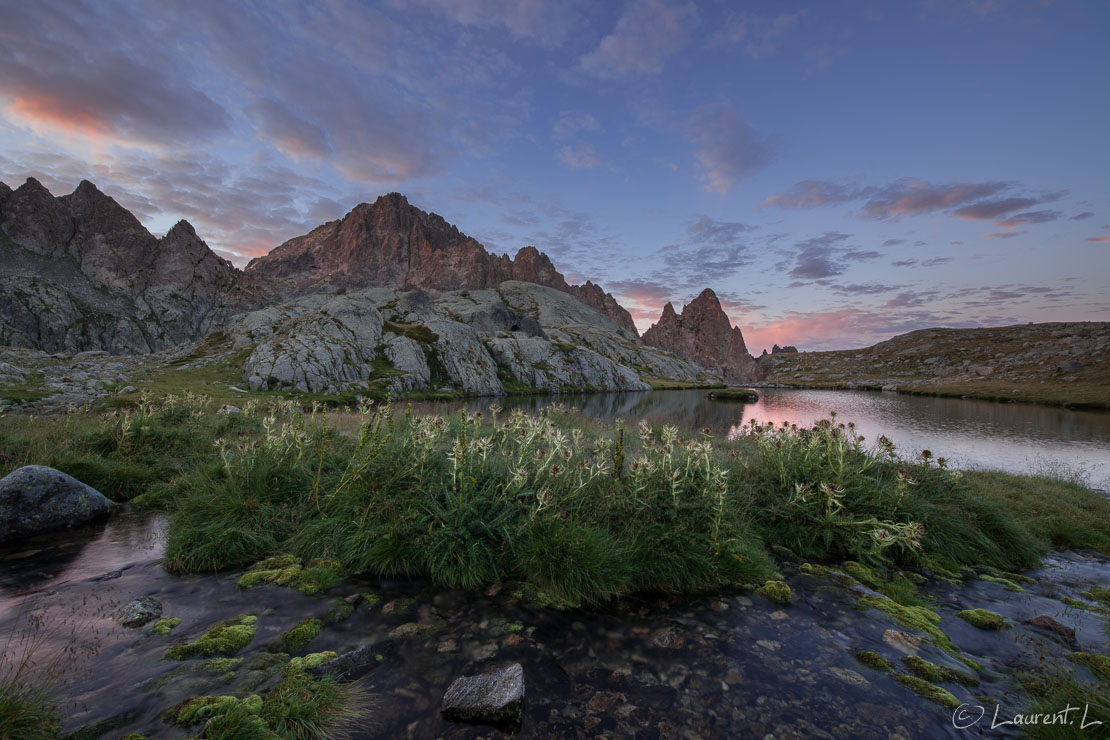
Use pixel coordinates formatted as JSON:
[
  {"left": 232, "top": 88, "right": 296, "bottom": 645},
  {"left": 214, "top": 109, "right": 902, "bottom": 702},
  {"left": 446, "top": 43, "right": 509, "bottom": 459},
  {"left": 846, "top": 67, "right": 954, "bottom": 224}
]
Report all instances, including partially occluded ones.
[
  {"left": 440, "top": 662, "right": 525, "bottom": 728},
  {"left": 118, "top": 595, "right": 163, "bottom": 628},
  {"left": 0, "top": 465, "right": 111, "bottom": 542}
]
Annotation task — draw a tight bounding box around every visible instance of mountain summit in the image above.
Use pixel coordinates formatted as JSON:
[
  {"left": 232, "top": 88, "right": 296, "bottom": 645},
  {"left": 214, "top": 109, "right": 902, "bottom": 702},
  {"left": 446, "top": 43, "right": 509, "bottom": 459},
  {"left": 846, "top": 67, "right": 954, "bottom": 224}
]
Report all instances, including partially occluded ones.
[
  {"left": 642, "top": 288, "right": 762, "bottom": 383},
  {"left": 245, "top": 193, "right": 638, "bottom": 335}
]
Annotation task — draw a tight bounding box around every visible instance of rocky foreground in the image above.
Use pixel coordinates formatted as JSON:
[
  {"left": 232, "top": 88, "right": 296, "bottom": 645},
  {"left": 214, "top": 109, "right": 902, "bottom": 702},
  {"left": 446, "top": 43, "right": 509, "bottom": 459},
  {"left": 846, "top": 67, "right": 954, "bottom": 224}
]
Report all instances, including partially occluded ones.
[{"left": 759, "top": 322, "right": 1110, "bottom": 410}]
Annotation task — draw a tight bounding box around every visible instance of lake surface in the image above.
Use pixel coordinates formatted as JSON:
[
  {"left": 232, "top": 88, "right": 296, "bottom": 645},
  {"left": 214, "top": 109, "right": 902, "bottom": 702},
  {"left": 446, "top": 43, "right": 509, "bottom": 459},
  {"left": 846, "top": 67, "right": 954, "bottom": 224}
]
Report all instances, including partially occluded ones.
[{"left": 414, "top": 388, "right": 1110, "bottom": 488}]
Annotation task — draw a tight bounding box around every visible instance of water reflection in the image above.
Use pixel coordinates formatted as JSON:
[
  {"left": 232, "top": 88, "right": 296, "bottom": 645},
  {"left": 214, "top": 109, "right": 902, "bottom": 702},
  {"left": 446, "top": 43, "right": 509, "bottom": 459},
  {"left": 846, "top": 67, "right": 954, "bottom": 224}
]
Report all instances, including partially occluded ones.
[{"left": 413, "top": 388, "right": 1110, "bottom": 487}]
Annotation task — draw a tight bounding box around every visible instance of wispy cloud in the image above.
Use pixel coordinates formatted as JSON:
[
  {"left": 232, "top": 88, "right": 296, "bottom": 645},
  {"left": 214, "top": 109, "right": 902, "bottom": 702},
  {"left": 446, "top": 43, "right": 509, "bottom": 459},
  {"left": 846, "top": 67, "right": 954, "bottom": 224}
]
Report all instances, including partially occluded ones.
[
  {"left": 713, "top": 10, "right": 807, "bottom": 58},
  {"left": 762, "top": 177, "right": 1064, "bottom": 225},
  {"left": 557, "top": 142, "right": 603, "bottom": 169},
  {"left": 684, "top": 103, "right": 773, "bottom": 193},
  {"left": 578, "top": 0, "right": 699, "bottom": 79}
]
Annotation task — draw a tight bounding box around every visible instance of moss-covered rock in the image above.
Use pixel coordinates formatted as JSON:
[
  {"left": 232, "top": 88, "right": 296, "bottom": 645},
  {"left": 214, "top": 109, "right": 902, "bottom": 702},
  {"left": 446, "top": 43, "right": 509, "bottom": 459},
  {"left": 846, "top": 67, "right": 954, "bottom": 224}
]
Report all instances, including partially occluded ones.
[
  {"left": 891, "top": 674, "right": 960, "bottom": 708},
  {"left": 901, "top": 655, "right": 978, "bottom": 686},
  {"left": 756, "top": 580, "right": 791, "bottom": 605},
  {"left": 1067, "top": 652, "right": 1110, "bottom": 680},
  {"left": 286, "top": 651, "right": 338, "bottom": 675},
  {"left": 860, "top": 597, "right": 956, "bottom": 652},
  {"left": 852, "top": 650, "right": 893, "bottom": 672},
  {"left": 325, "top": 599, "right": 355, "bottom": 624},
  {"left": 841, "top": 561, "right": 881, "bottom": 588},
  {"left": 164, "top": 616, "right": 257, "bottom": 660},
  {"left": 281, "top": 618, "right": 322, "bottom": 652},
  {"left": 956, "top": 608, "right": 1009, "bottom": 630},
  {"left": 163, "top": 693, "right": 263, "bottom": 727},
  {"left": 978, "top": 574, "right": 1025, "bottom": 592},
  {"left": 151, "top": 617, "right": 182, "bottom": 635}
]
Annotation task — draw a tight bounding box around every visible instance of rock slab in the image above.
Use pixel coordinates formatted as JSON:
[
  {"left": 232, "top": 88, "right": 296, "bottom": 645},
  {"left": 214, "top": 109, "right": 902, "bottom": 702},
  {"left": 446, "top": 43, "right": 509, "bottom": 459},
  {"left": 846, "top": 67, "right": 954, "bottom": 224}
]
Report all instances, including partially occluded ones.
[
  {"left": 440, "top": 662, "right": 525, "bottom": 728},
  {"left": 0, "top": 465, "right": 111, "bottom": 542}
]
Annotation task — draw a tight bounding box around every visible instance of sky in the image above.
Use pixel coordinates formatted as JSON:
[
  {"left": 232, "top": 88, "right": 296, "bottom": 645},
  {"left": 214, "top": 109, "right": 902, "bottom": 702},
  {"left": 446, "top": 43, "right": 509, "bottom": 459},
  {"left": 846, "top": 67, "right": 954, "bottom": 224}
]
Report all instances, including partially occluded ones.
[{"left": 1, "top": 0, "right": 1108, "bottom": 352}]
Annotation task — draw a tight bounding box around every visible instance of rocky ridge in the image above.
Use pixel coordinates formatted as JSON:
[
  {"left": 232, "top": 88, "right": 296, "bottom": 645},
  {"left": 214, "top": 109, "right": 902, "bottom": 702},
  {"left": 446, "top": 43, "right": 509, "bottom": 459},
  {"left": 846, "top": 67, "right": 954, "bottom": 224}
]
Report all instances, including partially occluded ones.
[
  {"left": 0, "top": 178, "right": 264, "bottom": 354},
  {"left": 642, "top": 288, "right": 763, "bottom": 383},
  {"left": 0, "top": 179, "right": 715, "bottom": 405},
  {"left": 244, "top": 193, "right": 639, "bottom": 335},
  {"left": 758, "top": 322, "right": 1110, "bottom": 408}
]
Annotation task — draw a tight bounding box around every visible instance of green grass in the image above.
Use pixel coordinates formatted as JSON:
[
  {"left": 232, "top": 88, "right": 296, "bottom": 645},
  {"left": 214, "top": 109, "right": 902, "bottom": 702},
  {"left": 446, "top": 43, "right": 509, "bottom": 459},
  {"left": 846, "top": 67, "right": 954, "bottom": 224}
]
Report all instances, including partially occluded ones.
[{"left": 5, "top": 395, "right": 1109, "bottom": 609}]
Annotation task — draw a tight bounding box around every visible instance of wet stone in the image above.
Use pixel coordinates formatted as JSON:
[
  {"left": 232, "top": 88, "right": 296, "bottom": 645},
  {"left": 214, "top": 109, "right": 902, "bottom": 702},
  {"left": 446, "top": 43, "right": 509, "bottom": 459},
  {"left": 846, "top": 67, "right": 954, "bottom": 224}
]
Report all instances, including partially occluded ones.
[
  {"left": 118, "top": 595, "right": 162, "bottom": 628},
  {"left": 1023, "top": 615, "right": 1076, "bottom": 644},
  {"left": 882, "top": 629, "right": 923, "bottom": 655},
  {"left": 441, "top": 663, "right": 525, "bottom": 729}
]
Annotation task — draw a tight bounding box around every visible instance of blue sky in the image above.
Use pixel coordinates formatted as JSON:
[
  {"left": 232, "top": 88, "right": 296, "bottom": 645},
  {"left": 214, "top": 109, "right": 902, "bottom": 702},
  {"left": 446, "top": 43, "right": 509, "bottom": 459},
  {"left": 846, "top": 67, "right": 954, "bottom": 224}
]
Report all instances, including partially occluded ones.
[{"left": 1, "top": 0, "right": 1107, "bottom": 350}]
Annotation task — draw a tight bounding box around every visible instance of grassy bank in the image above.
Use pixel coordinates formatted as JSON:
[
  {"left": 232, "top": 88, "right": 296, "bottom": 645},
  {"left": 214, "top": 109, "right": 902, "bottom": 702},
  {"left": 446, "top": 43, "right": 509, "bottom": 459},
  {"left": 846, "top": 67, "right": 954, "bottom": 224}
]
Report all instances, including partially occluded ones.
[{"left": 4, "top": 394, "right": 1108, "bottom": 608}]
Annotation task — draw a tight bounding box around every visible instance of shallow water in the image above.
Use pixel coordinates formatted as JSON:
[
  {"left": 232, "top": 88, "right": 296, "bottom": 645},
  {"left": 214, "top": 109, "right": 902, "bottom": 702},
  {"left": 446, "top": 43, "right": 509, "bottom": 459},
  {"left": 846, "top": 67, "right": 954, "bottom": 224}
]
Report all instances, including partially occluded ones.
[
  {"left": 3, "top": 512, "right": 1108, "bottom": 739},
  {"left": 414, "top": 388, "right": 1110, "bottom": 488}
]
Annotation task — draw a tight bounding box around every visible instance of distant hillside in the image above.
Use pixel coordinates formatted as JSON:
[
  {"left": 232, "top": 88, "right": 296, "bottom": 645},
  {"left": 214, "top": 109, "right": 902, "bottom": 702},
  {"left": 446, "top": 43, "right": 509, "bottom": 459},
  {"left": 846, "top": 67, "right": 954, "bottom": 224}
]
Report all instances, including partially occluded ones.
[{"left": 759, "top": 322, "right": 1110, "bottom": 409}]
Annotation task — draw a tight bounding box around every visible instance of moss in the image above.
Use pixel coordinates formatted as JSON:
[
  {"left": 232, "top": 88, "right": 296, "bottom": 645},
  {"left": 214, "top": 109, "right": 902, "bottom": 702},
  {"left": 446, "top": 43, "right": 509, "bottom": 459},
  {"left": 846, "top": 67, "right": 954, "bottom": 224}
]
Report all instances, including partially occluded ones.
[
  {"left": 248, "top": 652, "right": 290, "bottom": 671},
  {"left": 1060, "top": 596, "right": 1110, "bottom": 615},
  {"left": 956, "top": 608, "right": 1009, "bottom": 630},
  {"left": 164, "top": 615, "right": 257, "bottom": 660},
  {"left": 859, "top": 596, "right": 957, "bottom": 654},
  {"left": 238, "top": 568, "right": 283, "bottom": 589},
  {"left": 756, "top": 580, "right": 792, "bottom": 605},
  {"left": 362, "top": 593, "right": 382, "bottom": 607},
  {"left": 1067, "top": 652, "right": 1110, "bottom": 680},
  {"left": 286, "top": 651, "right": 338, "bottom": 675},
  {"left": 281, "top": 618, "right": 322, "bottom": 652},
  {"left": 840, "top": 561, "right": 881, "bottom": 588},
  {"left": 979, "top": 574, "right": 1025, "bottom": 592},
  {"left": 852, "top": 650, "right": 893, "bottom": 672},
  {"left": 902, "top": 656, "right": 978, "bottom": 686},
  {"left": 294, "top": 559, "right": 343, "bottom": 595},
  {"left": 252, "top": 554, "right": 300, "bottom": 571},
  {"left": 202, "top": 658, "right": 243, "bottom": 673},
  {"left": 891, "top": 674, "right": 961, "bottom": 709},
  {"left": 1000, "top": 571, "right": 1035, "bottom": 585},
  {"left": 119, "top": 735, "right": 146, "bottom": 740},
  {"left": 1082, "top": 586, "right": 1110, "bottom": 609},
  {"left": 151, "top": 617, "right": 182, "bottom": 635},
  {"left": 325, "top": 599, "right": 355, "bottom": 624},
  {"left": 163, "top": 694, "right": 264, "bottom": 727},
  {"left": 236, "top": 555, "right": 342, "bottom": 595}
]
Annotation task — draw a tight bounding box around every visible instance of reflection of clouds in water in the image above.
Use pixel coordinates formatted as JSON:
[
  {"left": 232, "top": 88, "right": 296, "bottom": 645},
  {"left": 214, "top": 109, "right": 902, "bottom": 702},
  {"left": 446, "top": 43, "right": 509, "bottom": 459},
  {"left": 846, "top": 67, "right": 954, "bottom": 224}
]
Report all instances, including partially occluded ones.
[{"left": 416, "top": 389, "right": 1110, "bottom": 488}]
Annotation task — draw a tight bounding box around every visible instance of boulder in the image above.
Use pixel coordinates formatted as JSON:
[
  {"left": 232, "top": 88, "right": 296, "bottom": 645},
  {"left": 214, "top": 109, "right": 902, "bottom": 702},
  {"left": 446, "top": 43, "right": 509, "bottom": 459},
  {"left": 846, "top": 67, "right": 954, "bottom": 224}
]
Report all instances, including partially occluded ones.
[
  {"left": 118, "top": 596, "right": 163, "bottom": 628},
  {"left": 0, "top": 465, "right": 111, "bottom": 542},
  {"left": 440, "top": 663, "right": 525, "bottom": 728}
]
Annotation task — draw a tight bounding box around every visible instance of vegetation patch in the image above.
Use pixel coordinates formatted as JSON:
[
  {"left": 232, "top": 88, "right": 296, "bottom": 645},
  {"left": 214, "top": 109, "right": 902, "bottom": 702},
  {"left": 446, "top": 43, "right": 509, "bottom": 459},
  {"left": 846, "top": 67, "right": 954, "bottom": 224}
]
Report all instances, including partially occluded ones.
[
  {"left": 236, "top": 555, "right": 343, "bottom": 596},
  {"left": 852, "top": 650, "right": 893, "bottom": 672},
  {"left": 164, "top": 616, "right": 257, "bottom": 660},
  {"left": 956, "top": 609, "right": 1009, "bottom": 630},
  {"left": 1067, "top": 652, "right": 1110, "bottom": 680},
  {"left": 902, "top": 655, "right": 978, "bottom": 686},
  {"left": 383, "top": 321, "right": 439, "bottom": 345},
  {"left": 756, "top": 580, "right": 791, "bottom": 605},
  {"left": 891, "top": 674, "right": 960, "bottom": 708},
  {"left": 281, "top": 618, "right": 322, "bottom": 652},
  {"left": 151, "top": 617, "right": 182, "bottom": 635}
]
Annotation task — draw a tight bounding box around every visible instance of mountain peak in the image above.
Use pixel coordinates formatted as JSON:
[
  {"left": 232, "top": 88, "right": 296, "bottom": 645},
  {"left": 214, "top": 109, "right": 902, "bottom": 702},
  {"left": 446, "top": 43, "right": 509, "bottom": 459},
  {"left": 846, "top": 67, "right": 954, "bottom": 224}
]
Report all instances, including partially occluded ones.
[{"left": 642, "top": 288, "right": 761, "bottom": 383}]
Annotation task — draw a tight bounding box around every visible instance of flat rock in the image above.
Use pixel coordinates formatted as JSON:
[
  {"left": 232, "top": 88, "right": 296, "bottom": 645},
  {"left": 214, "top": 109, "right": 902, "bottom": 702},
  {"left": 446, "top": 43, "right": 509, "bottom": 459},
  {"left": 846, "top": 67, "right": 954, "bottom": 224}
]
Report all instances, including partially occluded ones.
[
  {"left": 440, "top": 663, "right": 525, "bottom": 728},
  {"left": 0, "top": 465, "right": 111, "bottom": 543}
]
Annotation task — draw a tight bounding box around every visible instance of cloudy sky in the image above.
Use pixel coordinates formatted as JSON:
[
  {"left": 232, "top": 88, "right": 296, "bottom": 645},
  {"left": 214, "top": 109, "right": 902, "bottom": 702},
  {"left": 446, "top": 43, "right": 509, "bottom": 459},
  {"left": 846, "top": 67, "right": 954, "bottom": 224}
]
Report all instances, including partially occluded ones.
[{"left": 1, "top": 0, "right": 1107, "bottom": 351}]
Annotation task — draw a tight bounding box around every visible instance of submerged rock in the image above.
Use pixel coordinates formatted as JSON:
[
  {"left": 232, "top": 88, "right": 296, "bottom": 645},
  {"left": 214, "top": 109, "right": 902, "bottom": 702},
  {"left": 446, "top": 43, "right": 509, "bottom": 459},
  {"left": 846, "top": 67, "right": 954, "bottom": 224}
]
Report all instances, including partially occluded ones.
[
  {"left": 0, "top": 465, "right": 111, "bottom": 543},
  {"left": 118, "top": 595, "right": 163, "bottom": 628},
  {"left": 310, "top": 643, "right": 392, "bottom": 682},
  {"left": 440, "top": 663, "right": 525, "bottom": 729},
  {"left": 1024, "top": 615, "right": 1076, "bottom": 643}
]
